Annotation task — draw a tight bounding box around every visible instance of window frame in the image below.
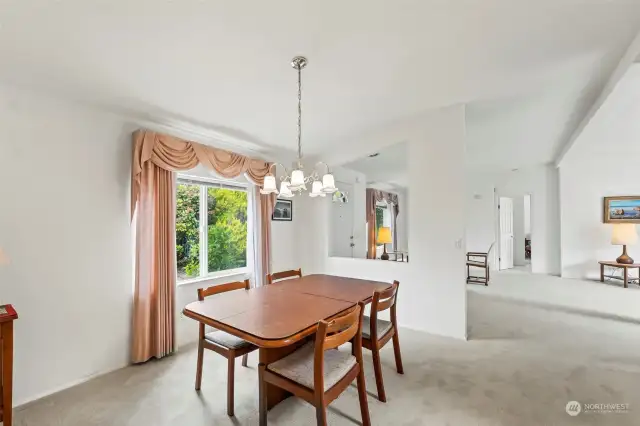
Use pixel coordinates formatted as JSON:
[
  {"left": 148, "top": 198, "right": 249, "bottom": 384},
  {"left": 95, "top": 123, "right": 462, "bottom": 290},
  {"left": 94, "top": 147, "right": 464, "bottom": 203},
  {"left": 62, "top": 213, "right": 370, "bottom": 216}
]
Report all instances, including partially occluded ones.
[{"left": 176, "top": 174, "right": 250, "bottom": 284}]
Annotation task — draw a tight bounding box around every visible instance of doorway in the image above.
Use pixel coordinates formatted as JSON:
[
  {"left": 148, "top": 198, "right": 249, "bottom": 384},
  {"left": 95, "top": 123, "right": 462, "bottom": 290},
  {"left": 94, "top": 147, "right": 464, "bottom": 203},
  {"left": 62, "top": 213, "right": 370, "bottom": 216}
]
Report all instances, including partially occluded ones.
[{"left": 329, "top": 181, "right": 355, "bottom": 258}]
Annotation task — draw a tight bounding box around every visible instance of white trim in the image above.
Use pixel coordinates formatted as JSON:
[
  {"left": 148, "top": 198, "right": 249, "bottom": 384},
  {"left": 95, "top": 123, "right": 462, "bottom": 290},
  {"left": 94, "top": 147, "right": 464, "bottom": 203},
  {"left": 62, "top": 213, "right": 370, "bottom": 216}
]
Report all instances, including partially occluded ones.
[{"left": 177, "top": 268, "right": 250, "bottom": 287}]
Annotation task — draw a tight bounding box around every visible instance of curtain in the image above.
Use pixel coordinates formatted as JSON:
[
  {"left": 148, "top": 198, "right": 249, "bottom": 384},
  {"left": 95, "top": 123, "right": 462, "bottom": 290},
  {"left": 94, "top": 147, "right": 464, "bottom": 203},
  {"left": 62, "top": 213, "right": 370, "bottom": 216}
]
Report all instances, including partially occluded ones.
[
  {"left": 365, "top": 188, "right": 400, "bottom": 259},
  {"left": 253, "top": 189, "right": 276, "bottom": 287},
  {"left": 130, "top": 130, "right": 274, "bottom": 363},
  {"left": 131, "top": 162, "right": 176, "bottom": 363}
]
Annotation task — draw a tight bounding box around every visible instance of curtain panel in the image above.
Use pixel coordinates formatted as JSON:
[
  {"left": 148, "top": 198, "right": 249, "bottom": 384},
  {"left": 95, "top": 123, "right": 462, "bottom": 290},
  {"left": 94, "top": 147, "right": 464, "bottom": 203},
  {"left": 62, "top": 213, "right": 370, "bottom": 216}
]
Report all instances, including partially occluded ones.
[
  {"left": 365, "top": 188, "right": 400, "bottom": 259},
  {"left": 131, "top": 130, "right": 275, "bottom": 363}
]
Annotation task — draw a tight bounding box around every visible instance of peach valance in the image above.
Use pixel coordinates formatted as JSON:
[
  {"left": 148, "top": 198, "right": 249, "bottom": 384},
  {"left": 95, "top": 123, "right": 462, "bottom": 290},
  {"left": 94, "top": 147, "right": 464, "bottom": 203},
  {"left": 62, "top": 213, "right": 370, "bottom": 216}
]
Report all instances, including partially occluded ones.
[{"left": 132, "top": 130, "right": 272, "bottom": 217}]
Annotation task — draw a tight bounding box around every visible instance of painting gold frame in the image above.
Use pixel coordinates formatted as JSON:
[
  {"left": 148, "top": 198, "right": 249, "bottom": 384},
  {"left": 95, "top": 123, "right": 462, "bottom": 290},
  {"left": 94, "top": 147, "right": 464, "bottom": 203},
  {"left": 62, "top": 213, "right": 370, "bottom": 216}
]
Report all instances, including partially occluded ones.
[{"left": 603, "top": 196, "right": 640, "bottom": 224}]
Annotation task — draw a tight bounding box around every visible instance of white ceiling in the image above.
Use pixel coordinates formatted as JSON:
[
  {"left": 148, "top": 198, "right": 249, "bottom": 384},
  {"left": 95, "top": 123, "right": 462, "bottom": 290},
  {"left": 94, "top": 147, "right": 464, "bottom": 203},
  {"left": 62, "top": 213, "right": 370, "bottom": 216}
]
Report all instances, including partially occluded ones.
[
  {"left": 342, "top": 142, "right": 408, "bottom": 189},
  {"left": 0, "top": 1, "right": 639, "bottom": 167},
  {"left": 564, "top": 63, "right": 640, "bottom": 160}
]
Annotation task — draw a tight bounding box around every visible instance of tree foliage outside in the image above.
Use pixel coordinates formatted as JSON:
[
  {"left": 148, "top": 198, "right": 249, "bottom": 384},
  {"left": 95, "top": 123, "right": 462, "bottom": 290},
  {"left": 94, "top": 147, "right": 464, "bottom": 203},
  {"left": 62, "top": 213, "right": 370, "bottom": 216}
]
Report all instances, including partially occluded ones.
[{"left": 176, "top": 183, "right": 248, "bottom": 280}]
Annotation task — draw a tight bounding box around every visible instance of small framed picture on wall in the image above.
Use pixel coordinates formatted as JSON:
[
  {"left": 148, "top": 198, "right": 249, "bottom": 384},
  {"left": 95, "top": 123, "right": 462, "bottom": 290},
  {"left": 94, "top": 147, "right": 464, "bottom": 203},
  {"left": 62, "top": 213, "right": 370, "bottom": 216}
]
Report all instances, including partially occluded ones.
[
  {"left": 603, "top": 196, "right": 640, "bottom": 224},
  {"left": 272, "top": 199, "right": 293, "bottom": 221}
]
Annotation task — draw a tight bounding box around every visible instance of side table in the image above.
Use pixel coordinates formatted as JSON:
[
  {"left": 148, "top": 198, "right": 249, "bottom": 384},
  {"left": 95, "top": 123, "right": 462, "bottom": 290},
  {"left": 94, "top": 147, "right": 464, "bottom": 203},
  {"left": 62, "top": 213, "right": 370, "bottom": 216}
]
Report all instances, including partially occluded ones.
[{"left": 599, "top": 261, "right": 640, "bottom": 288}]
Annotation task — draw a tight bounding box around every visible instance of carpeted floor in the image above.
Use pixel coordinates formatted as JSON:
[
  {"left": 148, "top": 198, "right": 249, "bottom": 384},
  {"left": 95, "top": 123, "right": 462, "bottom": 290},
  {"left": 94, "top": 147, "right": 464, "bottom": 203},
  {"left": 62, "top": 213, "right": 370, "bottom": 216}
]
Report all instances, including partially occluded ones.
[{"left": 13, "top": 291, "right": 640, "bottom": 425}]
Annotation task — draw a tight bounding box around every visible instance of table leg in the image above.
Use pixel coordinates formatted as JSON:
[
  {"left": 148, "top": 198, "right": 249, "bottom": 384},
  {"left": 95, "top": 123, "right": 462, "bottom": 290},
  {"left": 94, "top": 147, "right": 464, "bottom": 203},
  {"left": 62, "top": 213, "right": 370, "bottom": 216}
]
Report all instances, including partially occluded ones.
[
  {"left": 624, "top": 267, "right": 628, "bottom": 288},
  {"left": 259, "top": 339, "right": 309, "bottom": 411},
  {"left": 600, "top": 264, "right": 604, "bottom": 282}
]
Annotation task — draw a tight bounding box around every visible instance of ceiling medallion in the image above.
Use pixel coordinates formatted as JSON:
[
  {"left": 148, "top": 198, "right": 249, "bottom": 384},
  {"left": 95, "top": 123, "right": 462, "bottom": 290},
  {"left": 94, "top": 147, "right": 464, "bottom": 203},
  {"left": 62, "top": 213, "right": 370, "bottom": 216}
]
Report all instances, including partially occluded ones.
[{"left": 260, "top": 56, "right": 338, "bottom": 198}]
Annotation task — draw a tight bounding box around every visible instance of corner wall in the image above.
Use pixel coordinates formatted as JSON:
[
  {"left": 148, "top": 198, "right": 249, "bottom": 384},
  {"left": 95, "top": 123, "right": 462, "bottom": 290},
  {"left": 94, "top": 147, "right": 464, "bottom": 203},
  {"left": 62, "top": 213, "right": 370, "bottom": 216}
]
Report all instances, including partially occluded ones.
[{"left": 297, "top": 106, "right": 467, "bottom": 339}]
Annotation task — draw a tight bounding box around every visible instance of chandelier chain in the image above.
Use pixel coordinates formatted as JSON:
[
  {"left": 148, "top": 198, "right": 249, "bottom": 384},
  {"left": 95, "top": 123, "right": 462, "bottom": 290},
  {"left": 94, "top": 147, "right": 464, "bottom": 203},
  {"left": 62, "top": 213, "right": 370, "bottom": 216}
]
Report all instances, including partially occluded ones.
[{"left": 297, "top": 66, "right": 302, "bottom": 161}]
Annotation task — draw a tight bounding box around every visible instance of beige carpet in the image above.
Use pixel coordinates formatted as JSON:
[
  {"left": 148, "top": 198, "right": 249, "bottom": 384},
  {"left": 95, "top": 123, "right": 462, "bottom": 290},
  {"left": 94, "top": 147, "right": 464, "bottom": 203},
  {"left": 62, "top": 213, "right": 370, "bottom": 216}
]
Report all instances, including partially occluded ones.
[{"left": 13, "top": 291, "right": 640, "bottom": 425}]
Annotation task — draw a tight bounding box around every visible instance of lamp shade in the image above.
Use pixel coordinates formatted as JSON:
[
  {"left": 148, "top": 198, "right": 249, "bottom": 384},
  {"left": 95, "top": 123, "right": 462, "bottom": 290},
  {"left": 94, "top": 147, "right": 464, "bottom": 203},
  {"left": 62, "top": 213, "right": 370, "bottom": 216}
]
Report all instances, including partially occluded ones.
[
  {"left": 289, "top": 169, "right": 305, "bottom": 189},
  {"left": 611, "top": 224, "right": 638, "bottom": 245},
  {"left": 279, "top": 181, "right": 294, "bottom": 198},
  {"left": 309, "top": 180, "right": 324, "bottom": 197},
  {"left": 321, "top": 173, "right": 337, "bottom": 193},
  {"left": 260, "top": 175, "right": 279, "bottom": 195},
  {"left": 377, "top": 227, "right": 392, "bottom": 244}
]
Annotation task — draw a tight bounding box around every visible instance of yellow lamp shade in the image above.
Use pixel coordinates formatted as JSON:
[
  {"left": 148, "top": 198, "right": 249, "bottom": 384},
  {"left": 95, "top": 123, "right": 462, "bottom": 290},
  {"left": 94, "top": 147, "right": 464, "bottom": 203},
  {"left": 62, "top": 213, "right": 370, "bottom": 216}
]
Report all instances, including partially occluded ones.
[
  {"left": 611, "top": 224, "right": 638, "bottom": 246},
  {"left": 377, "top": 227, "right": 392, "bottom": 244}
]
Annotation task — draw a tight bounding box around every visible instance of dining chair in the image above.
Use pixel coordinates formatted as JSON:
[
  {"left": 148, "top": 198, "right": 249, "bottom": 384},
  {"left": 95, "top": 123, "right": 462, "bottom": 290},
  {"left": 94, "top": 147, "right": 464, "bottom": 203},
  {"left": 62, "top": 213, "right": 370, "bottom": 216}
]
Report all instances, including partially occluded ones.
[
  {"left": 266, "top": 268, "right": 302, "bottom": 284},
  {"left": 195, "top": 279, "right": 257, "bottom": 417},
  {"left": 258, "top": 302, "right": 371, "bottom": 426},
  {"left": 361, "top": 280, "right": 403, "bottom": 403}
]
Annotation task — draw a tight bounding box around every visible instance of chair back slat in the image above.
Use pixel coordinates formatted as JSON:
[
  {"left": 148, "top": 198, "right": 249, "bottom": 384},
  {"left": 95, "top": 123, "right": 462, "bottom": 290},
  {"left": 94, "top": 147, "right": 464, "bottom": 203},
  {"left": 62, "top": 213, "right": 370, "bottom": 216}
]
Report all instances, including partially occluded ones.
[
  {"left": 197, "top": 279, "right": 250, "bottom": 301},
  {"left": 374, "top": 281, "right": 399, "bottom": 313},
  {"left": 267, "top": 268, "right": 302, "bottom": 284},
  {"left": 322, "top": 305, "right": 362, "bottom": 350},
  {"left": 313, "top": 302, "right": 364, "bottom": 393}
]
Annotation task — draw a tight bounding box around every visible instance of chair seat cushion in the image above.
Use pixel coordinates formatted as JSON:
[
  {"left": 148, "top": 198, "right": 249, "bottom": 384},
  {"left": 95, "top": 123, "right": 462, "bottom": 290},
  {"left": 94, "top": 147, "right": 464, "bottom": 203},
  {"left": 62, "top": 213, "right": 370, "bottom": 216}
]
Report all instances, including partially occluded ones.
[
  {"left": 466, "top": 261, "right": 486, "bottom": 267},
  {"left": 204, "top": 330, "right": 251, "bottom": 349},
  {"left": 361, "top": 316, "right": 393, "bottom": 339},
  {"left": 267, "top": 342, "right": 356, "bottom": 391}
]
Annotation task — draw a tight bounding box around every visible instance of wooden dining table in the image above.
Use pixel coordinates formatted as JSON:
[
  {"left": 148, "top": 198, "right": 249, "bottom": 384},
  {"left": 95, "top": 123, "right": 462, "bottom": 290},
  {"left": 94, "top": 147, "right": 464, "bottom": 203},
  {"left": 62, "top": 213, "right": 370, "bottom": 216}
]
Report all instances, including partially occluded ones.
[{"left": 182, "top": 274, "right": 391, "bottom": 420}]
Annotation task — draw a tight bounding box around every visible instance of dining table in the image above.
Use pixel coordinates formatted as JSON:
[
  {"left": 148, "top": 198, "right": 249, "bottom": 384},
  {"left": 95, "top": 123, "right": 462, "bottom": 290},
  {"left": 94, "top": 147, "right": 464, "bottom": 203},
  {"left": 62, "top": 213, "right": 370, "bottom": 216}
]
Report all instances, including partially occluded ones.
[{"left": 182, "top": 273, "right": 391, "bottom": 422}]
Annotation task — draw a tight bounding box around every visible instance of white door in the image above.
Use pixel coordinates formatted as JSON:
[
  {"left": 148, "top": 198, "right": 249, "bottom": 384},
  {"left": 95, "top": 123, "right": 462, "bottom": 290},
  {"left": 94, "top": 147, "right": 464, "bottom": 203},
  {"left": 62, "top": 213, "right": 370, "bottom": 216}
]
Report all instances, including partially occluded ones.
[
  {"left": 499, "top": 197, "right": 514, "bottom": 270},
  {"left": 329, "top": 182, "right": 354, "bottom": 258}
]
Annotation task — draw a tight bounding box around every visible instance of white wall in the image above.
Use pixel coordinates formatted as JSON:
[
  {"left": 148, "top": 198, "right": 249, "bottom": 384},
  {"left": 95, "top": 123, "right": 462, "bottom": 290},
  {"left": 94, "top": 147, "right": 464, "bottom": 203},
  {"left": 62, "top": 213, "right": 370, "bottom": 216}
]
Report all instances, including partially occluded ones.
[
  {"left": 297, "top": 106, "right": 467, "bottom": 339},
  {"left": 0, "top": 85, "right": 134, "bottom": 405},
  {"left": 465, "top": 179, "right": 496, "bottom": 267},
  {"left": 466, "top": 165, "right": 561, "bottom": 275},
  {"left": 0, "top": 84, "right": 296, "bottom": 405},
  {"left": 560, "top": 155, "right": 640, "bottom": 279}
]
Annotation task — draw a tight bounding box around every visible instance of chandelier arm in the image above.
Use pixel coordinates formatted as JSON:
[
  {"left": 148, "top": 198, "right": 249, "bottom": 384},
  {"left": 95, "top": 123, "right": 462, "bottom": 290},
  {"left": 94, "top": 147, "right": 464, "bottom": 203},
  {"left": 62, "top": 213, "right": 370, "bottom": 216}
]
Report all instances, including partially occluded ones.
[
  {"left": 269, "top": 162, "right": 289, "bottom": 176},
  {"left": 314, "top": 161, "right": 331, "bottom": 174}
]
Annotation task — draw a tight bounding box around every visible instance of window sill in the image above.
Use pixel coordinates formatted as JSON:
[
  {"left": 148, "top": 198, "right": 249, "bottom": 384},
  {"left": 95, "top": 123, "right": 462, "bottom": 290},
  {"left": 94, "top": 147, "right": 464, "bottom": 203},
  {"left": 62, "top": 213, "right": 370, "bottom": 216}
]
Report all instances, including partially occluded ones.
[{"left": 177, "top": 268, "right": 250, "bottom": 287}]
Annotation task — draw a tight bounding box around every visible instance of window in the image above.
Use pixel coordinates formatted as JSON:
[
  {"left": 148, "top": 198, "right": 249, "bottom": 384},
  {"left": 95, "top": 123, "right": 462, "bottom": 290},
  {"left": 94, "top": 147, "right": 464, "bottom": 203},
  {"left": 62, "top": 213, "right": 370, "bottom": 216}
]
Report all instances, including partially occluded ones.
[
  {"left": 375, "top": 203, "right": 392, "bottom": 244},
  {"left": 176, "top": 176, "right": 249, "bottom": 282}
]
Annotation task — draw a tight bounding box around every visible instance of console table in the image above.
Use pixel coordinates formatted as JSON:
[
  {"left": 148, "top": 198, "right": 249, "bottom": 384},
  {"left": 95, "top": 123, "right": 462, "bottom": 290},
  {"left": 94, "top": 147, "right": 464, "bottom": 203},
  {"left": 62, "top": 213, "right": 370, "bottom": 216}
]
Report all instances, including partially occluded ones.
[
  {"left": 0, "top": 305, "right": 17, "bottom": 426},
  {"left": 599, "top": 261, "right": 640, "bottom": 288}
]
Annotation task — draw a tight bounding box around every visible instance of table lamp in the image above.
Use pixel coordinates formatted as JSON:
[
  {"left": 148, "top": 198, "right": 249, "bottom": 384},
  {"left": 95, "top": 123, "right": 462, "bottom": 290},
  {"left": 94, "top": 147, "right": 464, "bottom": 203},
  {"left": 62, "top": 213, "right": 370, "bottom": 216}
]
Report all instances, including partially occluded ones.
[
  {"left": 377, "top": 227, "right": 392, "bottom": 260},
  {"left": 611, "top": 223, "right": 638, "bottom": 264}
]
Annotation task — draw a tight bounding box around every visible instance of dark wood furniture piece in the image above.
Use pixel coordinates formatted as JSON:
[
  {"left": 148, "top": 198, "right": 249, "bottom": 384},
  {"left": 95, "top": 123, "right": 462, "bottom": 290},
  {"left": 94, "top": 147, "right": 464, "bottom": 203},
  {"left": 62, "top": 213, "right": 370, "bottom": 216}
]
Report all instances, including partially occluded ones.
[
  {"left": 466, "top": 243, "right": 494, "bottom": 286},
  {"left": 195, "top": 280, "right": 258, "bottom": 416},
  {"left": 362, "top": 281, "right": 403, "bottom": 402},
  {"left": 0, "top": 305, "right": 18, "bottom": 426},
  {"left": 183, "top": 274, "right": 392, "bottom": 426},
  {"left": 599, "top": 261, "right": 640, "bottom": 288},
  {"left": 259, "top": 302, "right": 370, "bottom": 426},
  {"left": 266, "top": 268, "right": 302, "bottom": 285}
]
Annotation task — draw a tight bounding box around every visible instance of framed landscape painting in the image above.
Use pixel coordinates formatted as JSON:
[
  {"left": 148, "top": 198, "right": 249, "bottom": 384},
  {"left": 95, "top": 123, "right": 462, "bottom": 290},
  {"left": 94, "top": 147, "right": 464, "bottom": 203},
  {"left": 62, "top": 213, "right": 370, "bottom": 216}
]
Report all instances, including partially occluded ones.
[{"left": 603, "top": 196, "right": 640, "bottom": 224}]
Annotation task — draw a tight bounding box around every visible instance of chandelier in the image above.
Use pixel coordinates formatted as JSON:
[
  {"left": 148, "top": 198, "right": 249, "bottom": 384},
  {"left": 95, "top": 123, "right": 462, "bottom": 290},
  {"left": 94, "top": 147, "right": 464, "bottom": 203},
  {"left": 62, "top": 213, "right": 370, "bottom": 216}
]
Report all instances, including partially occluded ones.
[{"left": 260, "top": 56, "right": 338, "bottom": 198}]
